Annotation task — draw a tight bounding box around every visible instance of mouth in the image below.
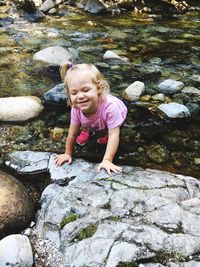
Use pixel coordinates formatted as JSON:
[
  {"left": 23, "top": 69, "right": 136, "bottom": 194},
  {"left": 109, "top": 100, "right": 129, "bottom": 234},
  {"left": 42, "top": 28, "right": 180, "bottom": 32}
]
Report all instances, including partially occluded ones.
[
  {"left": 77, "top": 100, "right": 89, "bottom": 105},
  {"left": 78, "top": 100, "right": 88, "bottom": 104}
]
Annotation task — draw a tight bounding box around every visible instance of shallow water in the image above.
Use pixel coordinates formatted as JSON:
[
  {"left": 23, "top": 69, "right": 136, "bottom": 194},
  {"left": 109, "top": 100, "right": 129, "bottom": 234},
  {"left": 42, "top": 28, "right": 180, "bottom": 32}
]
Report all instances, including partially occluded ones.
[{"left": 0, "top": 8, "right": 199, "bottom": 98}]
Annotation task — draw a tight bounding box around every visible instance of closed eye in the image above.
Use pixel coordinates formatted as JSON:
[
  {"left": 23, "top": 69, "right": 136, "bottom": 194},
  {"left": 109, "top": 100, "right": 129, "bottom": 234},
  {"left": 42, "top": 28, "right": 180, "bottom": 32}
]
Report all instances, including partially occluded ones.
[
  {"left": 82, "top": 87, "right": 90, "bottom": 92},
  {"left": 70, "top": 91, "right": 77, "bottom": 95}
]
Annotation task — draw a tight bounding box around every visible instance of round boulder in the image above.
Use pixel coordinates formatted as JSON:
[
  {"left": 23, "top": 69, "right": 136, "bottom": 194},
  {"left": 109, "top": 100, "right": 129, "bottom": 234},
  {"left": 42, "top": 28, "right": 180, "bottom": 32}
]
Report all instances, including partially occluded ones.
[
  {"left": 0, "top": 234, "right": 33, "bottom": 267},
  {"left": 0, "top": 96, "right": 44, "bottom": 122},
  {"left": 0, "top": 170, "right": 34, "bottom": 238}
]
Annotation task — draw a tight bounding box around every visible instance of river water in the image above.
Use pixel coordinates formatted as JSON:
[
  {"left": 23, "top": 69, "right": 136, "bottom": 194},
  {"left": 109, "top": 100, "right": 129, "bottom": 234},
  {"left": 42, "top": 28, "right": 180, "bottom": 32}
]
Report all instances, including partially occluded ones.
[{"left": 0, "top": 7, "right": 200, "bottom": 177}]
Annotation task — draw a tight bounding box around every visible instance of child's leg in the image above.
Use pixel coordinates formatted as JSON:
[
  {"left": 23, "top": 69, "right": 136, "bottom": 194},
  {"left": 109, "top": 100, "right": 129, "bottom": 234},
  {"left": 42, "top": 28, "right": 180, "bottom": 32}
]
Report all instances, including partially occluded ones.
[
  {"left": 96, "top": 128, "right": 108, "bottom": 145},
  {"left": 76, "top": 130, "right": 90, "bottom": 146}
]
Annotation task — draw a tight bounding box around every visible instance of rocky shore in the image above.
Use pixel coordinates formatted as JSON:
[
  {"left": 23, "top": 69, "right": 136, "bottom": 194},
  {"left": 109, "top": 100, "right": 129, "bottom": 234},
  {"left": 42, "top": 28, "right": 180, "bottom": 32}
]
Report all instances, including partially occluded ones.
[{"left": 1, "top": 151, "right": 200, "bottom": 266}]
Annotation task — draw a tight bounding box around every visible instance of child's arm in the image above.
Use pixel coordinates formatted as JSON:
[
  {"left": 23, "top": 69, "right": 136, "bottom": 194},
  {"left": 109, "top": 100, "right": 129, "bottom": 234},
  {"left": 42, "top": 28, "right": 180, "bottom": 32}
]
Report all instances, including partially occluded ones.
[
  {"left": 97, "top": 127, "right": 122, "bottom": 174},
  {"left": 54, "top": 124, "right": 79, "bottom": 166}
]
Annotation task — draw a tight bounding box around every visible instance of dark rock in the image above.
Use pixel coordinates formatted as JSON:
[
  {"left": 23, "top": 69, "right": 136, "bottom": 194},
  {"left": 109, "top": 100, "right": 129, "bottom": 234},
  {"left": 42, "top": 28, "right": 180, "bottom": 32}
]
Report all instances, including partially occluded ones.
[
  {"left": 0, "top": 170, "right": 34, "bottom": 238},
  {"left": 43, "top": 83, "right": 68, "bottom": 105}
]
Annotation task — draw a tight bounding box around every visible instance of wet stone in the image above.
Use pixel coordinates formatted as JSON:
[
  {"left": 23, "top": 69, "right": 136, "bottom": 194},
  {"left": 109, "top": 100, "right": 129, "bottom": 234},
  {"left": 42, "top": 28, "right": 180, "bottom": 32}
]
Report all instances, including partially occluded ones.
[
  {"left": 43, "top": 83, "right": 67, "bottom": 105},
  {"left": 5, "top": 151, "right": 51, "bottom": 174}
]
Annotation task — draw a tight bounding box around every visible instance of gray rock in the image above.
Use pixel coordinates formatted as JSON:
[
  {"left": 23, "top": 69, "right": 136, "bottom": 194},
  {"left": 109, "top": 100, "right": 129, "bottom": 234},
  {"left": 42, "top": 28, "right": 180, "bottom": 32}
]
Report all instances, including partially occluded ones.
[
  {"left": 190, "top": 74, "right": 200, "bottom": 86},
  {"left": 84, "top": 0, "right": 106, "bottom": 13},
  {"left": 49, "top": 154, "right": 95, "bottom": 185},
  {"left": 33, "top": 162, "right": 200, "bottom": 266},
  {"left": 158, "top": 102, "right": 190, "bottom": 118},
  {"left": 40, "top": 0, "right": 62, "bottom": 12},
  {"left": 43, "top": 83, "right": 67, "bottom": 104},
  {"left": 5, "top": 152, "right": 200, "bottom": 265},
  {"left": 158, "top": 79, "right": 184, "bottom": 94},
  {"left": 182, "top": 86, "right": 200, "bottom": 96},
  {"left": 186, "top": 102, "right": 200, "bottom": 117},
  {"left": 0, "top": 171, "right": 34, "bottom": 238},
  {"left": 0, "top": 234, "right": 33, "bottom": 267},
  {"left": 33, "top": 46, "right": 79, "bottom": 66},
  {"left": 5, "top": 151, "right": 51, "bottom": 174}
]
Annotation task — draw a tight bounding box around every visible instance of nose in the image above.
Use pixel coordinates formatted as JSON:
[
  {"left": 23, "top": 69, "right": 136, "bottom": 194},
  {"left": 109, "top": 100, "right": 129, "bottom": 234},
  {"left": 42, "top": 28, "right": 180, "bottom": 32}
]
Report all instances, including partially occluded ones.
[{"left": 77, "top": 92, "right": 85, "bottom": 99}]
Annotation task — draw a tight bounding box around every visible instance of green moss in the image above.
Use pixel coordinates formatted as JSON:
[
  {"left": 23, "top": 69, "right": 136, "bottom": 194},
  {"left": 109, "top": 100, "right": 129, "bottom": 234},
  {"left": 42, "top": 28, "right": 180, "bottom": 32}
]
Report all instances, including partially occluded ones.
[
  {"left": 96, "top": 177, "right": 112, "bottom": 181},
  {"left": 60, "top": 213, "right": 80, "bottom": 229},
  {"left": 156, "top": 250, "right": 187, "bottom": 265},
  {"left": 111, "top": 216, "right": 121, "bottom": 222},
  {"left": 76, "top": 224, "right": 97, "bottom": 241}
]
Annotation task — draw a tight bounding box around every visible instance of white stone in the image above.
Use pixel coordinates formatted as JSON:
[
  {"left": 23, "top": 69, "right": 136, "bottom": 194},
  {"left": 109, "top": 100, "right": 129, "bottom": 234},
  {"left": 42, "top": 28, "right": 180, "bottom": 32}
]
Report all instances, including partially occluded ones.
[
  {"left": 158, "top": 102, "right": 190, "bottom": 118},
  {"left": 0, "top": 234, "right": 33, "bottom": 267},
  {"left": 194, "top": 158, "right": 200, "bottom": 165},
  {"left": 123, "top": 81, "right": 145, "bottom": 101},
  {"left": 0, "top": 96, "right": 44, "bottom": 121},
  {"left": 103, "top": 50, "right": 121, "bottom": 59},
  {"left": 33, "top": 46, "right": 78, "bottom": 66},
  {"left": 40, "top": 0, "right": 62, "bottom": 12},
  {"left": 158, "top": 79, "right": 184, "bottom": 93},
  {"left": 103, "top": 50, "right": 128, "bottom": 61}
]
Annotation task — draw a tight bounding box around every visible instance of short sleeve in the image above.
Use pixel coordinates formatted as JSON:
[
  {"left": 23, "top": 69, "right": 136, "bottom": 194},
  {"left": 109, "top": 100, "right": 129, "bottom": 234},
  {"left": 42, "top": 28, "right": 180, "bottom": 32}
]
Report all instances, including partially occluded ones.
[
  {"left": 70, "top": 107, "right": 81, "bottom": 126},
  {"left": 105, "top": 102, "right": 127, "bottom": 129}
]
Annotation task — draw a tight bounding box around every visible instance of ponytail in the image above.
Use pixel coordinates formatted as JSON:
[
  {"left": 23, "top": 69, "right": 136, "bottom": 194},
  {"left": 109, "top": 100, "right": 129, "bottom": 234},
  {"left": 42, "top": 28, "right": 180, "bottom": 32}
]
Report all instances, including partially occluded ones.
[{"left": 60, "top": 62, "right": 73, "bottom": 82}]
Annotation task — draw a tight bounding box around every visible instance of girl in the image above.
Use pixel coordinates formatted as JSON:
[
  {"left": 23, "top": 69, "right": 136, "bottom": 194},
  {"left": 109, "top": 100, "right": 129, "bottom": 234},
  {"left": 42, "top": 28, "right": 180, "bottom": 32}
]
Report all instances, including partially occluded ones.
[{"left": 54, "top": 63, "right": 127, "bottom": 174}]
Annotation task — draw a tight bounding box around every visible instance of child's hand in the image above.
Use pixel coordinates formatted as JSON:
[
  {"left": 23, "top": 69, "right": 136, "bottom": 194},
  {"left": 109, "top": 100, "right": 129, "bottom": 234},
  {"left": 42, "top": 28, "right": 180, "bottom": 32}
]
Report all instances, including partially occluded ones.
[
  {"left": 54, "top": 154, "right": 72, "bottom": 166},
  {"left": 97, "top": 159, "right": 122, "bottom": 174}
]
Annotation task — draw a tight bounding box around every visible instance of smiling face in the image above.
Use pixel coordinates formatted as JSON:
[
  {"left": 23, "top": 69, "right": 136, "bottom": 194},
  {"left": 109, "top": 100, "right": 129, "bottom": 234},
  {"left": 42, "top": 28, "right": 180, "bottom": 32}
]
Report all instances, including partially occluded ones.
[{"left": 67, "top": 69, "right": 100, "bottom": 116}]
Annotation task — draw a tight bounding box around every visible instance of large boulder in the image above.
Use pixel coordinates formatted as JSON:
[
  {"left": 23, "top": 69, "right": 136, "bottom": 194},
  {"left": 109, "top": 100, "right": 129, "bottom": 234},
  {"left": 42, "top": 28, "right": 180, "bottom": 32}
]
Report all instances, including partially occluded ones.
[
  {"left": 0, "top": 170, "right": 34, "bottom": 238},
  {"left": 0, "top": 96, "right": 44, "bottom": 122},
  {"left": 33, "top": 46, "right": 79, "bottom": 66}
]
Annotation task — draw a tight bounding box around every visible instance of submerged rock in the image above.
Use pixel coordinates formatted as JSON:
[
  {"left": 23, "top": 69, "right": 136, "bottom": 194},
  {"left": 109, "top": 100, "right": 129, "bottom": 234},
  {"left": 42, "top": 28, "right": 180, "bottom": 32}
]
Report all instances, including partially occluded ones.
[
  {"left": 158, "top": 79, "right": 184, "bottom": 94},
  {"left": 158, "top": 102, "right": 190, "bottom": 118},
  {"left": 84, "top": 0, "right": 107, "bottom": 13},
  {"left": 43, "top": 83, "right": 67, "bottom": 104}
]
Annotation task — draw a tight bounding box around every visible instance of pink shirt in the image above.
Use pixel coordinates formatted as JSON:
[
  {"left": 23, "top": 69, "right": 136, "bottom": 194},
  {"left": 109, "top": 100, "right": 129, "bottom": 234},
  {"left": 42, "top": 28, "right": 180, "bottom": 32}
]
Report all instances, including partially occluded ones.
[{"left": 71, "top": 94, "right": 127, "bottom": 132}]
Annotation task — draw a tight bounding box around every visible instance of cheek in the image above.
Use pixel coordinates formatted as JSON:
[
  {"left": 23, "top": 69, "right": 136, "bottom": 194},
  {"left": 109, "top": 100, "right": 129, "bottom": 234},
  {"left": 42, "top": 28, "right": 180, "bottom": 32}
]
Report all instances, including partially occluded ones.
[{"left": 69, "top": 95, "right": 75, "bottom": 103}]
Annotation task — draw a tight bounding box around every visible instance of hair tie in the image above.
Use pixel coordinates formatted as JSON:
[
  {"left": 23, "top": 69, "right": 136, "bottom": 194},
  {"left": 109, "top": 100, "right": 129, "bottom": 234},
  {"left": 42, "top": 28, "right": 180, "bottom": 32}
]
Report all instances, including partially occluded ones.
[{"left": 69, "top": 63, "right": 74, "bottom": 69}]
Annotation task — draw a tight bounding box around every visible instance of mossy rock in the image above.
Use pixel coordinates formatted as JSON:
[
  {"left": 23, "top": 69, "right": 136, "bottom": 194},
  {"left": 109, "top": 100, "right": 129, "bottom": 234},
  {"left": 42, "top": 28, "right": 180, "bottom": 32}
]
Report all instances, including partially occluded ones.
[
  {"left": 76, "top": 224, "right": 97, "bottom": 241},
  {"left": 60, "top": 213, "right": 80, "bottom": 229}
]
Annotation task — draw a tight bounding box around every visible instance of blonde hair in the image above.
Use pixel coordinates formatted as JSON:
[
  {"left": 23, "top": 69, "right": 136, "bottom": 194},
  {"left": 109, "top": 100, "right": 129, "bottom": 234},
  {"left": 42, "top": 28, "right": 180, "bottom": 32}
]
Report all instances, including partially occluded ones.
[{"left": 60, "top": 62, "right": 110, "bottom": 106}]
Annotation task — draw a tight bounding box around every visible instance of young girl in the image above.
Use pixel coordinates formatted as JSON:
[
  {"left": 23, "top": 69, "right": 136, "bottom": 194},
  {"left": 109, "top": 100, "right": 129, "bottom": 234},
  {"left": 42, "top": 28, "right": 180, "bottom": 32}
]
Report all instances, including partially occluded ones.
[{"left": 54, "top": 63, "right": 127, "bottom": 174}]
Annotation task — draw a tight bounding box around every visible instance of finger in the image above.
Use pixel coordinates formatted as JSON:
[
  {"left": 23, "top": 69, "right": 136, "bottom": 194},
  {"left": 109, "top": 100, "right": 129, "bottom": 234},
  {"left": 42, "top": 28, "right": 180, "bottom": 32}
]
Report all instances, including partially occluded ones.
[
  {"left": 68, "top": 158, "right": 72, "bottom": 164},
  {"left": 97, "top": 165, "right": 101, "bottom": 172},
  {"left": 54, "top": 159, "right": 59, "bottom": 166},
  {"left": 106, "top": 167, "right": 111, "bottom": 175},
  {"left": 111, "top": 166, "right": 122, "bottom": 173}
]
